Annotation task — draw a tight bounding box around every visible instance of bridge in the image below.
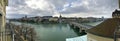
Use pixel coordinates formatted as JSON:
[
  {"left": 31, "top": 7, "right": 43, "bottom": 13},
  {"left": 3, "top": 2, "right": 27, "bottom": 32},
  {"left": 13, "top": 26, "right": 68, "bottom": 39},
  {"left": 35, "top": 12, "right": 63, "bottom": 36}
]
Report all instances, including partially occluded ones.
[{"left": 69, "top": 22, "right": 93, "bottom": 33}]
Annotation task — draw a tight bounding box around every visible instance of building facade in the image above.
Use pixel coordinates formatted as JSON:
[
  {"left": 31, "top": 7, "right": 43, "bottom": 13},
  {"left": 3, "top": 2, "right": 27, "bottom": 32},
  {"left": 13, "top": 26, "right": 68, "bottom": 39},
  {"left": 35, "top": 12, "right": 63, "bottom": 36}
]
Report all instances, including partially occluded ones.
[{"left": 0, "top": 0, "right": 8, "bottom": 41}]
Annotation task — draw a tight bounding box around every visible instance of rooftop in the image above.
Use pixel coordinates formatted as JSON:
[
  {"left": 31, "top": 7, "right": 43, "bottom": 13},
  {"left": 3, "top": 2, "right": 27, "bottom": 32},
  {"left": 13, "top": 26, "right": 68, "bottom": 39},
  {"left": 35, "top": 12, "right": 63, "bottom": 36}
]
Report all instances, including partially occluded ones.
[{"left": 87, "top": 18, "right": 120, "bottom": 38}]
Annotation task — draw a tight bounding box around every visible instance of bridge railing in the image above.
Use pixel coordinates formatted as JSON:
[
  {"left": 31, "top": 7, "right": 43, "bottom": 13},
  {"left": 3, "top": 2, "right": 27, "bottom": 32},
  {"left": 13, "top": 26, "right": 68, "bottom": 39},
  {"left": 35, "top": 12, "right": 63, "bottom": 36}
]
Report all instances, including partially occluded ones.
[{"left": 69, "top": 22, "right": 93, "bottom": 29}]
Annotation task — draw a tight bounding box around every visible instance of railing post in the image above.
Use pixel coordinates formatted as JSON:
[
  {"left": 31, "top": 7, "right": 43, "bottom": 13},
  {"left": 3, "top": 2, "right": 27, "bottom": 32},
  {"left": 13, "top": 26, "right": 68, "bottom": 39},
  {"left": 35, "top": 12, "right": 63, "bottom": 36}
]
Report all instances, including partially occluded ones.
[
  {"left": 12, "top": 34, "right": 15, "bottom": 41},
  {"left": 114, "top": 31, "right": 117, "bottom": 41}
]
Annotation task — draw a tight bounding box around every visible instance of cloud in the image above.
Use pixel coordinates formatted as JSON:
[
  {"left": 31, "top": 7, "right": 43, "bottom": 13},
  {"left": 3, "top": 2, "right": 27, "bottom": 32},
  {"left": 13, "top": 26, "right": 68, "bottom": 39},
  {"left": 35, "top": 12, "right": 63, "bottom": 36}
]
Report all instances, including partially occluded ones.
[
  {"left": 6, "top": 0, "right": 118, "bottom": 18},
  {"left": 59, "top": 0, "right": 118, "bottom": 16},
  {"left": 7, "top": 0, "right": 55, "bottom": 18}
]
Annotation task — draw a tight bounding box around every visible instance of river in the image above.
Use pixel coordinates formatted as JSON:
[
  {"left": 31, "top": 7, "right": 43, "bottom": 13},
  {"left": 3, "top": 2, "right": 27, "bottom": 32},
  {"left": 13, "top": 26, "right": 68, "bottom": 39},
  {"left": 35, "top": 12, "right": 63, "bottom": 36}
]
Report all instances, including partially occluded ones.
[
  {"left": 10, "top": 21, "right": 102, "bottom": 41},
  {"left": 11, "top": 21, "right": 79, "bottom": 41}
]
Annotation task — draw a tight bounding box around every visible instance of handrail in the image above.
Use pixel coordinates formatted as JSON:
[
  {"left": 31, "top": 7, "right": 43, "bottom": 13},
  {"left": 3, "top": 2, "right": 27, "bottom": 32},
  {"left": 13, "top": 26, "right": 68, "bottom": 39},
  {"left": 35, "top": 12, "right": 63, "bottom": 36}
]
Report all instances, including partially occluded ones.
[
  {"left": 8, "top": 23, "right": 26, "bottom": 41},
  {"left": 8, "top": 23, "right": 15, "bottom": 41}
]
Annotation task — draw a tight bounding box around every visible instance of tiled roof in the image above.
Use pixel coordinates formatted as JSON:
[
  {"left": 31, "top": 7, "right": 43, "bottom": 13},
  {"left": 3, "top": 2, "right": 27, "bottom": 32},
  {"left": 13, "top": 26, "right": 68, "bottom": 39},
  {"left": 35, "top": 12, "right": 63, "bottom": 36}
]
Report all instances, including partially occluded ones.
[{"left": 87, "top": 18, "right": 120, "bottom": 38}]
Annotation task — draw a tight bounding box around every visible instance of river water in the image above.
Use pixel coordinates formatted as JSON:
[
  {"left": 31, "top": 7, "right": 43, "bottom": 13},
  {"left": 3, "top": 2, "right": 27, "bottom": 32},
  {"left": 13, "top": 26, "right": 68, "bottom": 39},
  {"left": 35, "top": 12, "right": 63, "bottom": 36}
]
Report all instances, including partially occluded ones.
[
  {"left": 11, "top": 22, "right": 79, "bottom": 41},
  {"left": 10, "top": 21, "right": 102, "bottom": 41}
]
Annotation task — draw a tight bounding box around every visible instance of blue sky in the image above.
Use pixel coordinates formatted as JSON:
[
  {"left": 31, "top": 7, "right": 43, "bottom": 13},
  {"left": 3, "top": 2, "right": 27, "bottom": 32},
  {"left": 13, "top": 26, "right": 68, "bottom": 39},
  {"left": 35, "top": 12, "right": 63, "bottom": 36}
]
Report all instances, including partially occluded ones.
[{"left": 6, "top": 0, "right": 118, "bottom": 18}]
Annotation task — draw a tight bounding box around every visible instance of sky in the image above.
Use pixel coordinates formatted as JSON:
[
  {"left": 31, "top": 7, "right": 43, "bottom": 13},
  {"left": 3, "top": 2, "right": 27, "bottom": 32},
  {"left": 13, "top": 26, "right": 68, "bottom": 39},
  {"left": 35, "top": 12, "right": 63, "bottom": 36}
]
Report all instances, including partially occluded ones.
[{"left": 6, "top": 0, "right": 118, "bottom": 18}]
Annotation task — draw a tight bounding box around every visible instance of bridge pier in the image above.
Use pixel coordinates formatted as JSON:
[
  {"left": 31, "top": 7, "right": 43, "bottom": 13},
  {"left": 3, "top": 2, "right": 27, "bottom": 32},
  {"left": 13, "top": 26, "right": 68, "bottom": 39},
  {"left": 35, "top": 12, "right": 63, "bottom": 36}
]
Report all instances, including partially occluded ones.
[
  {"left": 80, "top": 30, "right": 86, "bottom": 35},
  {"left": 69, "top": 24, "right": 82, "bottom": 33},
  {"left": 69, "top": 22, "right": 90, "bottom": 35},
  {"left": 74, "top": 25, "right": 76, "bottom": 28},
  {"left": 74, "top": 26, "right": 80, "bottom": 31},
  {"left": 79, "top": 27, "right": 82, "bottom": 33},
  {"left": 69, "top": 24, "right": 74, "bottom": 28}
]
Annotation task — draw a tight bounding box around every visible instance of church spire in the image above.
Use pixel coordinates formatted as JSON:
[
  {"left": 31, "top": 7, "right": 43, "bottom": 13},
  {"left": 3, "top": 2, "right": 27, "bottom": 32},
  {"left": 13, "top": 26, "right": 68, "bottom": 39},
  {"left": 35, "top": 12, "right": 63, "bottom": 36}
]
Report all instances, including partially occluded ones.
[
  {"left": 60, "top": 14, "right": 62, "bottom": 18},
  {"left": 59, "top": 14, "right": 62, "bottom": 23}
]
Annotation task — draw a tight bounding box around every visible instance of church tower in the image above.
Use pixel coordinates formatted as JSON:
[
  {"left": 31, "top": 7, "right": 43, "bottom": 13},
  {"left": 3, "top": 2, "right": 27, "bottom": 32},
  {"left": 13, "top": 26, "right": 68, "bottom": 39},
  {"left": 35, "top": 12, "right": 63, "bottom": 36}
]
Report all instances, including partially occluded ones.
[{"left": 59, "top": 14, "right": 62, "bottom": 23}]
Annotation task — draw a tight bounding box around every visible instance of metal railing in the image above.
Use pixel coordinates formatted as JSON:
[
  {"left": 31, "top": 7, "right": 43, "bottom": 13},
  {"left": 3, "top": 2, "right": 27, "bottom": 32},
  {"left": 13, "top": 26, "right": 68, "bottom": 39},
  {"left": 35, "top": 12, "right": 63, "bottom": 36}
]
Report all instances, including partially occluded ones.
[{"left": 114, "top": 25, "right": 120, "bottom": 41}]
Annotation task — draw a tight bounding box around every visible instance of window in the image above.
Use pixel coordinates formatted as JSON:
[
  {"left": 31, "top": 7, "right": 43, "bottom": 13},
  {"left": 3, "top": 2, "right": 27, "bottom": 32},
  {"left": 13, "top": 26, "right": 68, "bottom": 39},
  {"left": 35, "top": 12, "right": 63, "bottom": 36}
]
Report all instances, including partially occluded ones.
[{"left": 0, "top": 14, "right": 2, "bottom": 16}]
